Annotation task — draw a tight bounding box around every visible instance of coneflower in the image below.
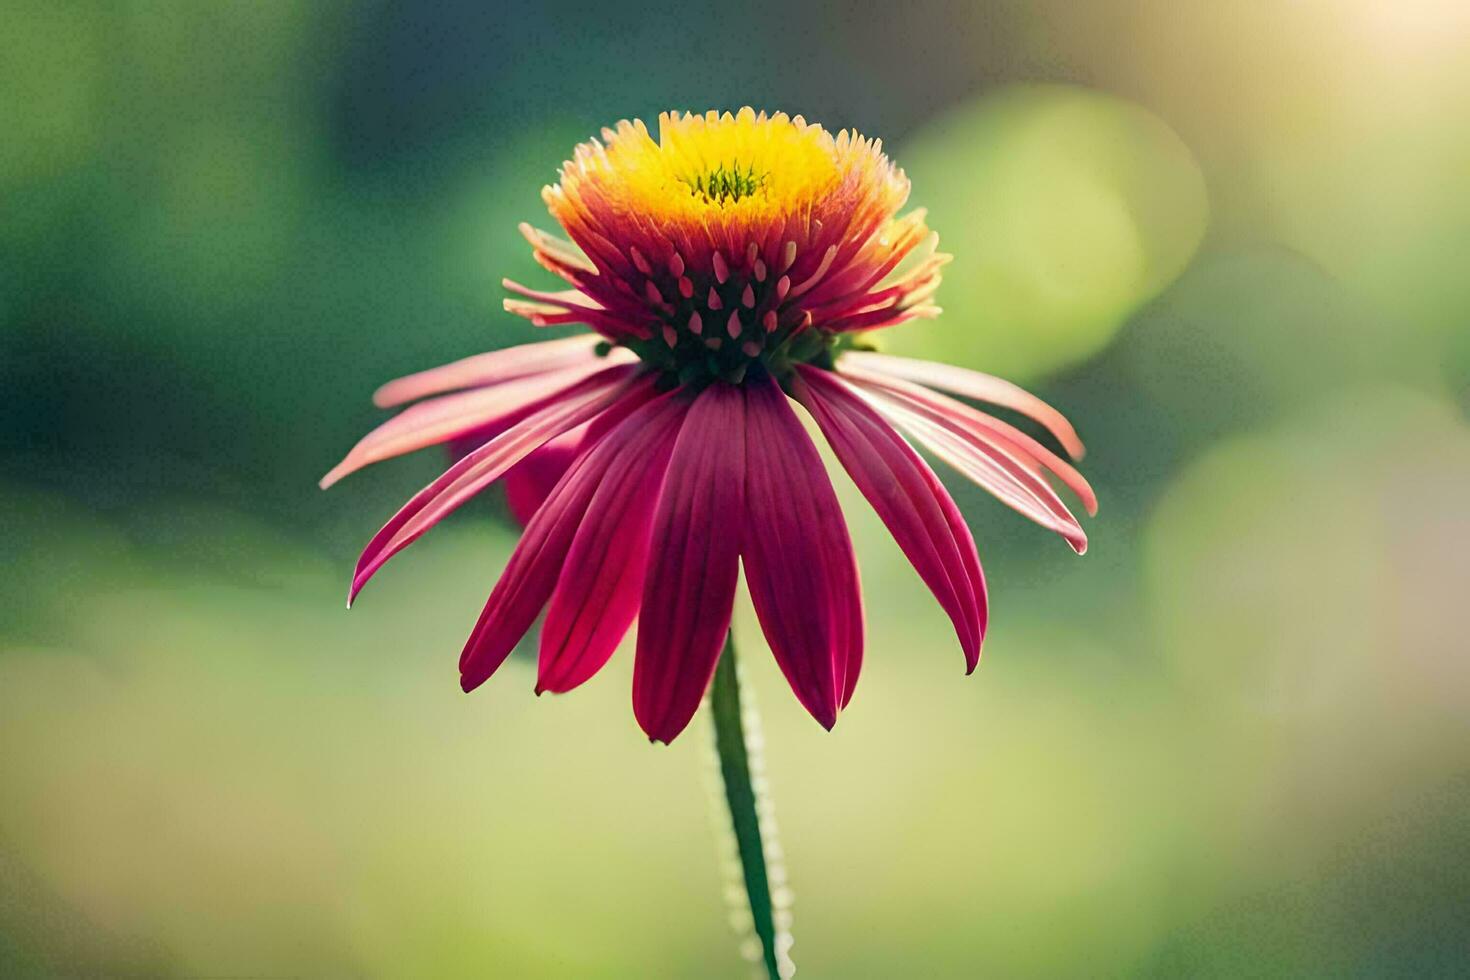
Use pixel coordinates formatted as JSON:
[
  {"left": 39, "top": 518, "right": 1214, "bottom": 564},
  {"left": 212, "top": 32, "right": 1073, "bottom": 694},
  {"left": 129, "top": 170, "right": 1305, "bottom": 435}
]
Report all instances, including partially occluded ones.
[{"left": 324, "top": 108, "right": 1096, "bottom": 977}]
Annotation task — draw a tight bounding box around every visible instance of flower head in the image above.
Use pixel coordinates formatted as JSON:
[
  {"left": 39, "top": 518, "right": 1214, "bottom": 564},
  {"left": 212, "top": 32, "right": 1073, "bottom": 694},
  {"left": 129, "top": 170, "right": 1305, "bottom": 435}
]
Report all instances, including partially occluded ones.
[
  {"left": 323, "top": 109, "right": 1096, "bottom": 743},
  {"left": 521, "top": 109, "right": 929, "bottom": 380}
]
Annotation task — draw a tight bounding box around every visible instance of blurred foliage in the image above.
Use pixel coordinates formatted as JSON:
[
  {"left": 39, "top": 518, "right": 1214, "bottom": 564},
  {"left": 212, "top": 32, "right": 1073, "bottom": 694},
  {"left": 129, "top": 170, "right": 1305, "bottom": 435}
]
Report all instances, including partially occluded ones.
[{"left": 3, "top": 0, "right": 1469, "bottom": 977}]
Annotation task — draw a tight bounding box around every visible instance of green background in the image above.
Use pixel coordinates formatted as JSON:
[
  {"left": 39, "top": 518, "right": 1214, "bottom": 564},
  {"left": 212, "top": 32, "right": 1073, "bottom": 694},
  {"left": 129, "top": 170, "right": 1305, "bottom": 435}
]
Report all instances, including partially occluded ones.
[{"left": 3, "top": 1, "right": 1468, "bottom": 976}]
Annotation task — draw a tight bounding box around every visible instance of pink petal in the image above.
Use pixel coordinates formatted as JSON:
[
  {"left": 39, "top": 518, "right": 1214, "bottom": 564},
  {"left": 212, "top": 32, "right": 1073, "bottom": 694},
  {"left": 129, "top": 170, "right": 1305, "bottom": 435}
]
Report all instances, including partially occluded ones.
[
  {"left": 448, "top": 420, "right": 592, "bottom": 528},
  {"left": 536, "top": 396, "right": 691, "bottom": 694},
  {"left": 838, "top": 351, "right": 1086, "bottom": 460},
  {"left": 459, "top": 390, "right": 681, "bottom": 692},
  {"left": 848, "top": 379, "right": 1088, "bottom": 554},
  {"left": 320, "top": 365, "right": 602, "bottom": 490},
  {"left": 503, "top": 430, "right": 584, "bottom": 526},
  {"left": 793, "top": 366, "right": 986, "bottom": 671},
  {"left": 372, "top": 334, "right": 630, "bottom": 409},
  {"left": 841, "top": 364, "right": 1096, "bottom": 515},
  {"left": 348, "top": 365, "right": 647, "bottom": 605},
  {"left": 633, "top": 382, "right": 746, "bottom": 743},
  {"left": 741, "top": 376, "right": 864, "bottom": 727}
]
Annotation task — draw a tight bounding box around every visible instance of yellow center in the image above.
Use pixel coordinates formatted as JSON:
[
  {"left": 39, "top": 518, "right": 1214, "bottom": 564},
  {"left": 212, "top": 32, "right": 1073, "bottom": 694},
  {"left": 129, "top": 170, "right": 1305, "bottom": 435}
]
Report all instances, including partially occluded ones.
[{"left": 566, "top": 109, "right": 857, "bottom": 225}]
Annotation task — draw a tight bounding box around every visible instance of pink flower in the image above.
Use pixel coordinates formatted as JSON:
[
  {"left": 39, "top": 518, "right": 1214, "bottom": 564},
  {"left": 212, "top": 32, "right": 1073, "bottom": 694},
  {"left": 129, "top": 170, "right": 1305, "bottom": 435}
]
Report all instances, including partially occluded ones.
[{"left": 324, "top": 109, "right": 1096, "bottom": 743}]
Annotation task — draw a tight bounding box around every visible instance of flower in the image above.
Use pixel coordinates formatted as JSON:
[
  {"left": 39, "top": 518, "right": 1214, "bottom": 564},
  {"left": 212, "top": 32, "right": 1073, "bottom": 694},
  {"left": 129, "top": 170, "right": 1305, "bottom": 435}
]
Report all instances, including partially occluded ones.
[{"left": 323, "top": 109, "right": 1096, "bottom": 743}]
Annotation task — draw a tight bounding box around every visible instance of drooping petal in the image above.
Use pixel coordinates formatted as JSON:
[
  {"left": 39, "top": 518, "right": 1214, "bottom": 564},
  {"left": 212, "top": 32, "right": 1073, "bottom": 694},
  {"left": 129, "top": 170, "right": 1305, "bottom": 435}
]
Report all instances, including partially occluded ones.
[
  {"left": 321, "top": 365, "right": 603, "bottom": 489},
  {"left": 372, "top": 334, "right": 633, "bottom": 408},
  {"left": 841, "top": 365, "right": 1097, "bottom": 516},
  {"left": 838, "top": 350, "right": 1086, "bottom": 460},
  {"left": 348, "top": 364, "right": 648, "bottom": 604},
  {"left": 848, "top": 378, "right": 1088, "bottom": 554},
  {"left": 537, "top": 396, "right": 691, "bottom": 695},
  {"left": 459, "top": 390, "right": 681, "bottom": 692},
  {"left": 444, "top": 418, "right": 591, "bottom": 528},
  {"left": 792, "top": 366, "right": 986, "bottom": 671},
  {"left": 457, "top": 452, "right": 605, "bottom": 693},
  {"left": 502, "top": 431, "right": 584, "bottom": 526},
  {"left": 740, "top": 375, "right": 864, "bottom": 727},
  {"left": 633, "top": 382, "right": 746, "bottom": 743}
]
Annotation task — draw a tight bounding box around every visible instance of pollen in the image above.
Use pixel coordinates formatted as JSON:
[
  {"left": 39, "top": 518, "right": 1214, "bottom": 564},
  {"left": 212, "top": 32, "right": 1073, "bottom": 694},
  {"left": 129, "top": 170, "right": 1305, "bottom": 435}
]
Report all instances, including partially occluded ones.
[{"left": 679, "top": 162, "right": 768, "bottom": 204}]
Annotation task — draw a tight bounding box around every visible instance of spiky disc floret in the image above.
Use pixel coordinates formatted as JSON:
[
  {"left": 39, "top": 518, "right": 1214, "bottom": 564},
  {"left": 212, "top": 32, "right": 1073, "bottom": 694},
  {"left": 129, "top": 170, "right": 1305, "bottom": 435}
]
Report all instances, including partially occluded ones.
[{"left": 504, "top": 108, "right": 949, "bottom": 386}]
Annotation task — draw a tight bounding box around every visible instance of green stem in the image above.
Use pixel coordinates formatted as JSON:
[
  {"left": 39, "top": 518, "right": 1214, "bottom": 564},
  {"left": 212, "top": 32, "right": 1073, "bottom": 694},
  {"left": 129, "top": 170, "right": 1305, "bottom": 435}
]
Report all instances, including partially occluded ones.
[{"left": 709, "top": 631, "right": 786, "bottom": 980}]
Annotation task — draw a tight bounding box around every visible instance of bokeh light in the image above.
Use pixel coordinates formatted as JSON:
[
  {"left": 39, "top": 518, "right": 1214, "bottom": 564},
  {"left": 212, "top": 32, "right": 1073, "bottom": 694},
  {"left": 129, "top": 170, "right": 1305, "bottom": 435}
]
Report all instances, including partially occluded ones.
[{"left": 894, "top": 84, "right": 1207, "bottom": 382}]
